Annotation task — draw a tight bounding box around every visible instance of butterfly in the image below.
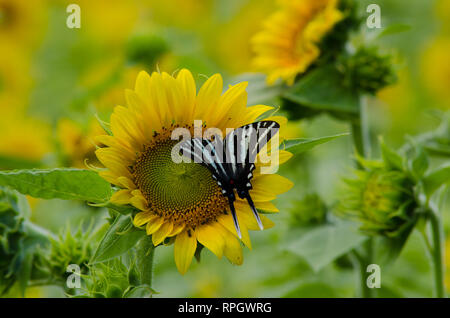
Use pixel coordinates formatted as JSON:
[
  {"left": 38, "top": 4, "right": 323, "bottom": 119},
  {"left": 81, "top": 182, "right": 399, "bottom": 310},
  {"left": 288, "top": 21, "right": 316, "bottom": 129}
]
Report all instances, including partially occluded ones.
[{"left": 179, "top": 120, "right": 280, "bottom": 238}]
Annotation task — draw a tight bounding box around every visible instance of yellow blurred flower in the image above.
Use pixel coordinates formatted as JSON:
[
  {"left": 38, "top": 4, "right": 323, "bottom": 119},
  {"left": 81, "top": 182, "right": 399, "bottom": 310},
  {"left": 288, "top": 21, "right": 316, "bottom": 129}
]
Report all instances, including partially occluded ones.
[
  {"left": 93, "top": 67, "right": 141, "bottom": 113},
  {"left": 421, "top": 37, "right": 450, "bottom": 108},
  {"left": 57, "top": 118, "right": 104, "bottom": 169},
  {"left": 251, "top": 0, "right": 342, "bottom": 85},
  {"left": 193, "top": 273, "right": 222, "bottom": 297},
  {"left": 0, "top": 0, "right": 46, "bottom": 48},
  {"left": 377, "top": 68, "right": 412, "bottom": 116},
  {"left": 143, "top": 0, "right": 212, "bottom": 30},
  {"left": 96, "top": 69, "right": 293, "bottom": 274},
  {"left": 204, "top": 0, "right": 275, "bottom": 74},
  {"left": 77, "top": 0, "right": 138, "bottom": 47},
  {"left": 446, "top": 238, "right": 450, "bottom": 289},
  {"left": 435, "top": 0, "right": 450, "bottom": 32},
  {"left": 0, "top": 110, "right": 51, "bottom": 162},
  {"left": 0, "top": 43, "right": 32, "bottom": 110}
]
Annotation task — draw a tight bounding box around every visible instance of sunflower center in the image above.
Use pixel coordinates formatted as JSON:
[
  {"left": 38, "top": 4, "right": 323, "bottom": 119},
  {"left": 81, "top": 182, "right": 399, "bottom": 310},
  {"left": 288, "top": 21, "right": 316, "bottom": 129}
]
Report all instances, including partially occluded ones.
[{"left": 131, "top": 133, "right": 228, "bottom": 229}]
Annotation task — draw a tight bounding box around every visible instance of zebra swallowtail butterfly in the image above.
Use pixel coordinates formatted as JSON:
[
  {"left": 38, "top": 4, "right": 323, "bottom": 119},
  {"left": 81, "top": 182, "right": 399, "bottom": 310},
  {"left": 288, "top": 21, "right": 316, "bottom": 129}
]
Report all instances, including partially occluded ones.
[{"left": 179, "top": 120, "right": 279, "bottom": 238}]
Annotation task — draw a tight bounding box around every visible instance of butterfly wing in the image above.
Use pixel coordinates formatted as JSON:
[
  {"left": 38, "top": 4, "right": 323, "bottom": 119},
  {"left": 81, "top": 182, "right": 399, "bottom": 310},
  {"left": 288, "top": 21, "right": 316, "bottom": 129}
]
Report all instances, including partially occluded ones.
[
  {"left": 223, "top": 121, "right": 280, "bottom": 230},
  {"left": 178, "top": 120, "right": 280, "bottom": 237},
  {"left": 179, "top": 137, "right": 243, "bottom": 238}
]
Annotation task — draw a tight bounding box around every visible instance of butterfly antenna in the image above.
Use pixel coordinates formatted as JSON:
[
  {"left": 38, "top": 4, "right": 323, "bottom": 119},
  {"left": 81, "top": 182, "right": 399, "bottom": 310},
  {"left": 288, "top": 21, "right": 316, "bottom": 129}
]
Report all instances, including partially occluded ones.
[
  {"left": 246, "top": 194, "right": 264, "bottom": 230},
  {"left": 227, "top": 196, "right": 242, "bottom": 239}
]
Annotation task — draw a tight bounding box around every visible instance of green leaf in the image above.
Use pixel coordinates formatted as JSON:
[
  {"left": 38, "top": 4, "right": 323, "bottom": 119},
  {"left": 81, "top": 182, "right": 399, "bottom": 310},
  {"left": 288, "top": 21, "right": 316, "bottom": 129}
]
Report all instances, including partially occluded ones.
[
  {"left": 0, "top": 169, "right": 111, "bottom": 203},
  {"left": 286, "top": 221, "right": 367, "bottom": 272},
  {"left": 282, "top": 65, "right": 359, "bottom": 114},
  {"left": 422, "top": 165, "right": 450, "bottom": 197},
  {"left": 135, "top": 236, "right": 155, "bottom": 286},
  {"left": 424, "top": 142, "right": 450, "bottom": 157},
  {"left": 377, "top": 24, "right": 411, "bottom": 38},
  {"left": 380, "top": 139, "right": 403, "bottom": 170},
  {"left": 408, "top": 146, "right": 429, "bottom": 180},
  {"left": 280, "top": 133, "right": 349, "bottom": 155},
  {"left": 90, "top": 215, "right": 146, "bottom": 264}
]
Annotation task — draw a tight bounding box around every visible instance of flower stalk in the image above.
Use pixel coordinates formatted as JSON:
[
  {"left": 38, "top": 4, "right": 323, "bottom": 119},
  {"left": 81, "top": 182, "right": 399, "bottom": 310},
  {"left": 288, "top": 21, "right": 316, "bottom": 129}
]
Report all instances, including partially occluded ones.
[
  {"left": 136, "top": 236, "right": 155, "bottom": 289},
  {"left": 351, "top": 95, "right": 375, "bottom": 298},
  {"left": 427, "top": 206, "right": 445, "bottom": 298}
]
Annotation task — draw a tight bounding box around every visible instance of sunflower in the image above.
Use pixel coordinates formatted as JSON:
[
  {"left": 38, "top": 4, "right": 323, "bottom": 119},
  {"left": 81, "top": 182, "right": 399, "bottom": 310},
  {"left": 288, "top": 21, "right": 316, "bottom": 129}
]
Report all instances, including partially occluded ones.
[
  {"left": 251, "top": 0, "right": 342, "bottom": 85},
  {"left": 96, "top": 69, "right": 293, "bottom": 274}
]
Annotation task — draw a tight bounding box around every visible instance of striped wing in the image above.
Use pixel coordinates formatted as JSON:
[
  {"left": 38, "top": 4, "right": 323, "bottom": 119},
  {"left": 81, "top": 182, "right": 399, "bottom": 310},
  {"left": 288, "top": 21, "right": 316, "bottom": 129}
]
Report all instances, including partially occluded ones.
[{"left": 223, "top": 120, "right": 280, "bottom": 181}]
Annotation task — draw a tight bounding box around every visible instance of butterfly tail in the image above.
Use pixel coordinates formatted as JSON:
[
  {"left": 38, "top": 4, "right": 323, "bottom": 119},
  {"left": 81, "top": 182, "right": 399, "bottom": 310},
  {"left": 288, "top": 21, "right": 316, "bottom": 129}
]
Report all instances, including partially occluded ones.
[
  {"left": 227, "top": 197, "right": 242, "bottom": 239},
  {"left": 246, "top": 194, "right": 264, "bottom": 230}
]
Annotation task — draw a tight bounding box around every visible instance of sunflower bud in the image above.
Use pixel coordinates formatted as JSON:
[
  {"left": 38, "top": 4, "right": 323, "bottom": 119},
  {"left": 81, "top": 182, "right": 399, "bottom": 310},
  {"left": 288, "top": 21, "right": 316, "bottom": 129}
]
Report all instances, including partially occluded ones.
[
  {"left": 337, "top": 152, "right": 417, "bottom": 237},
  {"left": 337, "top": 46, "right": 397, "bottom": 95},
  {"left": 126, "top": 33, "right": 169, "bottom": 68},
  {"left": 43, "top": 225, "right": 92, "bottom": 281},
  {"left": 289, "top": 193, "right": 327, "bottom": 227}
]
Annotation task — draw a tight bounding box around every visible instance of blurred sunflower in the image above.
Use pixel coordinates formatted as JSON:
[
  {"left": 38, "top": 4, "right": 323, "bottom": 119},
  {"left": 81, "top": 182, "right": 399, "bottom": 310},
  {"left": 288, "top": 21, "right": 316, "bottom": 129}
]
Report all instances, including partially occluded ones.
[
  {"left": 0, "top": 110, "right": 51, "bottom": 163},
  {"left": 435, "top": 0, "right": 450, "bottom": 32},
  {"left": 57, "top": 118, "right": 104, "bottom": 169},
  {"left": 251, "top": 0, "right": 342, "bottom": 85},
  {"left": 96, "top": 69, "right": 293, "bottom": 274},
  {"left": 0, "top": 0, "right": 45, "bottom": 48},
  {"left": 143, "top": 0, "right": 212, "bottom": 30},
  {"left": 421, "top": 37, "right": 450, "bottom": 108},
  {"left": 446, "top": 238, "right": 450, "bottom": 289},
  {"left": 77, "top": 0, "right": 138, "bottom": 47},
  {"left": 204, "top": 0, "right": 275, "bottom": 75},
  {"left": 0, "top": 43, "right": 32, "bottom": 110}
]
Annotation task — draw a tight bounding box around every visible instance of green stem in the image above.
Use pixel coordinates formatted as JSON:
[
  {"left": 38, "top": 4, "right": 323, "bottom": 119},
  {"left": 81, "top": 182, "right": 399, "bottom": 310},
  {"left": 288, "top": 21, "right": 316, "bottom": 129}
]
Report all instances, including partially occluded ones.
[
  {"left": 428, "top": 207, "right": 445, "bottom": 298},
  {"left": 24, "top": 221, "right": 58, "bottom": 242},
  {"left": 136, "top": 236, "right": 155, "bottom": 289},
  {"left": 351, "top": 96, "right": 371, "bottom": 161},
  {"left": 351, "top": 95, "right": 375, "bottom": 298}
]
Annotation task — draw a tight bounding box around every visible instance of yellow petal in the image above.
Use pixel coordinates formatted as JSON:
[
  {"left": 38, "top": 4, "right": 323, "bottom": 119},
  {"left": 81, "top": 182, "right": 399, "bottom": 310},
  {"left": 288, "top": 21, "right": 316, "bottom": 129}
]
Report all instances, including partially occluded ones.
[
  {"left": 174, "top": 229, "right": 197, "bottom": 275},
  {"left": 195, "top": 74, "right": 223, "bottom": 120},
  {"left": 149, "top": 72, "right": 170, "bottom": 127},
  {"left": 196, "top": 224, "right": 225, "bottom": 258},
  {"left": 135, "top": 71, "right": 152, "bottom": 106},
  {"left": 130, "top": 195, "right": 147, "bottom": 211},
  {"left": 99, "top": 170, "right": 119, "bottom": 186},
  {"left": 117, "top": 176, "right": 136, "bottom": 190},
  {"left": 176, "top": 69, "right": 196, "bottom": 121},
  {"left": 250, "top": 174, "right": 293, "bottom": 201},
  {"left": 168, "top": 223, "right": 185, "bottom": 237},
  {"left": 235, "top": 202, "right": 275, "bottom": 230},
  {"left": 278, "top": 150, "right": 293, "bottom": 164},
  {"left": 212, "top": 82, "right": 248, "bottom": 126},
  {"left": 110, "top": 189, "right": 132, "bottom": 205},
  {"left": 152, "top": 221, "right": 173, "bottom": 245},
  {"left": 133, "top": 211, "right": 156, "bottom": 227},
  {"left": 146, "top": 216, "right": 164, "bottom": 235},
  {"left": 124, "top": 89, "right": 157, "bottom": 139},
  {"left": 214, "top": 223, "right": 243, "bottom": 265},
  {"left": 161, "top": 72, "right": 184, "bottom": 123},
  {"left": 218, "top": 214, "right": 252, "bottom": 249}
]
